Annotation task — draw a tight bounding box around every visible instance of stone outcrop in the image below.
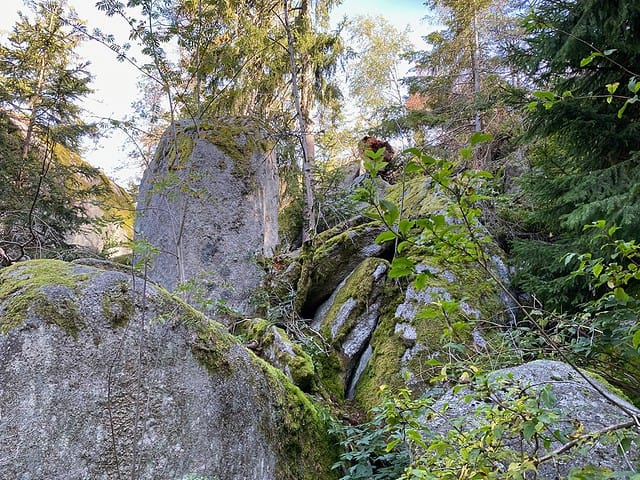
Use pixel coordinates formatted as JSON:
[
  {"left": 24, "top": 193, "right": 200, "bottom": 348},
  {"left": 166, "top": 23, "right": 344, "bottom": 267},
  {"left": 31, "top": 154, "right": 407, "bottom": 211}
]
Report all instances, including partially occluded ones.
[
  {"left": 425, "top": 360, "right": 640, "bottom": 478},
  {"left": 311, "top": 257, "right": 391, "bottom": 400},
  {"left": 302, "top": 175, "right": 508, "bottom": 410},
  {"left": 0, "top": 260, "right": 338, "bottom": 479},
  {"left": 135, "top": 119, "right": 279, "bottom": 316},
  {"left": 299, "top": 216, "right": 393, "bottom": 314},
  {"left": 66, "top": 169, "right": 134, "bottom": 257}
]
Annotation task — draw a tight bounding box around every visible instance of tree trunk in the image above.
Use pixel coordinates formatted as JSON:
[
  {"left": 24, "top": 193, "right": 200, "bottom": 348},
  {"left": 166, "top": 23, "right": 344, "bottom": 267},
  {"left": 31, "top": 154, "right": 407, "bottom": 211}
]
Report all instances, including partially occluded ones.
[{"left": 283, "top": 0, "right": 316, "bottom": 243}]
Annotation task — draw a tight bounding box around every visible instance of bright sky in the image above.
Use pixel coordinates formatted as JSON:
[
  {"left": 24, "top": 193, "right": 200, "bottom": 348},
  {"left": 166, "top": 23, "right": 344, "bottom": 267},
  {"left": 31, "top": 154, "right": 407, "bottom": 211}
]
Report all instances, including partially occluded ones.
[{"left": 1, "top": 0, "right": 430, "bottom": 185}]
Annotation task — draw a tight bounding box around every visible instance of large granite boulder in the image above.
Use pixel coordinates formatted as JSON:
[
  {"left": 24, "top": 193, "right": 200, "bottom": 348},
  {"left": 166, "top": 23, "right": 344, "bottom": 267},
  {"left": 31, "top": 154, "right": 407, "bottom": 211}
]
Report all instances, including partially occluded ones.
[
  {"left": 0, "top": 260, "right": 339, "bottom": 479},
  {"left": 424, "top": 360, "right": 640, "bottom": 478},
  {"left": 135, "top": 119, "right": 279, "bottom": 316}
]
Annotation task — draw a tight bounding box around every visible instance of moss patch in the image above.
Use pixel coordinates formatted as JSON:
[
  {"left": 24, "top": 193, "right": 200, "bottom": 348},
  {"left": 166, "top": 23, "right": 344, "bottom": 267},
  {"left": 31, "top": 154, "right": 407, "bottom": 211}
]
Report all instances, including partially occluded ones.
[
  {"left": 194, "top": 118, "right": 269, "bottom": 192},
  {"left": 300, "top": 220, "right": 391, "bottom": 313},
  {"left": 0, "top": 260, "right": 90, "bottom": 336},
  {"left": 238, "top": 318, "right": 316, "bottom": 392},
  {"left": 255, "top": 357, "right": 341, "bottom": 480},
  {"left": 318, "top": 257, "right": 389, "bottom": 344}
]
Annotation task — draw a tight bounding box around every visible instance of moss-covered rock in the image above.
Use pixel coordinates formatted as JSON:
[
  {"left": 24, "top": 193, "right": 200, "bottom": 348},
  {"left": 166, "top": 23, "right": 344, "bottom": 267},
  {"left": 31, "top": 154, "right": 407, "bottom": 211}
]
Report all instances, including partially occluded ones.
[
  {"left": 238, "top": 318, "right": 316, "bottom": 392},
  {"left": 301, "top": 178, "right": 505, "bottom": 408},
  {"left": 355, "top": 187, "right": 507, "bottom": 408},
  {"left": 300, "top": 216, "right": 393, "bottom": 314},
  {"left": 0, "top": 259, "right": 90, "bottom": 336},
  {"left": 353, "top": 255, "right": 504, "bottom": 410},
  {"left": 311, "top": 257, "right": 391, "bottom": 400},
  {"left": 0, "top": 260, "right": 339, "bottom": 479},
  {"left": 135, "top": 118, "right": 279, "bottom": 317}
]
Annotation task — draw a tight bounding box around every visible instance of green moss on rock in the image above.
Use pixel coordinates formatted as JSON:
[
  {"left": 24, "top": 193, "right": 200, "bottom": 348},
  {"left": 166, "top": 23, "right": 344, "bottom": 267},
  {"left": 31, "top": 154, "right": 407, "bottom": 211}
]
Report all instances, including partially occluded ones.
[
  {"left": 195, "top": 119, "right": 269, "bottom": 191},
  {"left": 238, "top": 318, "right": 316, "bottom": 392},
  {"left": 0, "top": 260, "right": 88, "bottom": 336},
  {"left": 255, "top": 358, "right": 341, "bottom": 480}
]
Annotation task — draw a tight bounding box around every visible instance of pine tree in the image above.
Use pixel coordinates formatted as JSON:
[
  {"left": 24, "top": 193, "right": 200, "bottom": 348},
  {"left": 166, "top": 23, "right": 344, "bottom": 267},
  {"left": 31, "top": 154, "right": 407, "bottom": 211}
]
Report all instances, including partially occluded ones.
[
  {"left": 405, "top": 0, "right": 519, "bottom": 160},
  {"left": 509, "top": 0, "right": 640, "bottom": 310},
  {"left": 0, "top": 0, "right": 96, "bottom": 262}
]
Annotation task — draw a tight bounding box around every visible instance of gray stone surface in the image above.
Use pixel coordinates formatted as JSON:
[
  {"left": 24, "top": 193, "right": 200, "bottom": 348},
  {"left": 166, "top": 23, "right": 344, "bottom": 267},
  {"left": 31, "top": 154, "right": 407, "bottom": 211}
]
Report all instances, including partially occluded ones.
[
  {"left": 135, "top": 120, "right": 279, "bottom": 316},
  {"left": 305, "top": 219, "right": 392, "bottom": 312},
  {"left": 0, "top": 260, "right": 336, "bottom": 480},
  {"left": 312, "top": 257, "right": 389, "bottom": 398},
  {"left": 426, "top": 360, "right": 640, "bottom": 478}
]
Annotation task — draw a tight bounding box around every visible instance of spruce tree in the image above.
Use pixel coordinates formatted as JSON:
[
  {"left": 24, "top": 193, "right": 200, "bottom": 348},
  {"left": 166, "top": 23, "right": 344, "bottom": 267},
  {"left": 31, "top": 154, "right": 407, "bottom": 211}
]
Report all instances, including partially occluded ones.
[
  {"left": 0, "top": 0, "right": 96, "bottom": 262},
  {"left": 509, "top": 0, "right": 640, "bottom": 310},
  {"left": 403, "top": 0, "right": 519, "bottom": 161}
]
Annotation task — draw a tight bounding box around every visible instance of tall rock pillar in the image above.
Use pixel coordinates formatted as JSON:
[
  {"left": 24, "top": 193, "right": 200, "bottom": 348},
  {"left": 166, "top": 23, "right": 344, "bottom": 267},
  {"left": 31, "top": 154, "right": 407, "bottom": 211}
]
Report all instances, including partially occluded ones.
[{"left": 135, "top": 119, "right": 279, "bottom": 316}]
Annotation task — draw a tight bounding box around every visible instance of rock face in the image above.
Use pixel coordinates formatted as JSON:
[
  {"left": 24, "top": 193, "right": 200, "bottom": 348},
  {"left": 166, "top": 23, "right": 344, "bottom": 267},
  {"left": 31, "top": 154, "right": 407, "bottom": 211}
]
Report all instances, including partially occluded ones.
[
  {"left": 0, "top": 260, "right": 338, "bottom": 480},
  {"left": 135, "top": 119, "right": 279, "bottom": 316},
  {"left": 311, "top": 257, "right": 391, "bottom": 400},
  {"left": 305, "top": 176, "right": 508, "bottom": 410},
  {"left": 66, "top": 170, "right": 134, "bottom": 257},
  {"left": 301, "top": 217, "right": 393, "bottom": 314},
  {"left": 426, "top": 360, "right": 640, "bottom": 478}
]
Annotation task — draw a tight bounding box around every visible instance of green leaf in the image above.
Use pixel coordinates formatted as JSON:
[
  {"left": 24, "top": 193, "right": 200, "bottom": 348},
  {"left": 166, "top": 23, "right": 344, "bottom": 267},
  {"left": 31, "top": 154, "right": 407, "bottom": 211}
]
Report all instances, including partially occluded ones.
[
  {"left": 398, "top": 219, "right": 414, "bottom": 236},
  {"left": 403, "top": 146, "right": 421, "bottom": 157},
  {"left": 606, "top": 82, "right": 619, "bottom": 94},
  {"left": 385, "top": 438, "right": 400, "bottom": 452},
  {"left": 580, "top": 52, "right": 601, "bottom": 67},
  {"left": 631, "top": 328, "right": 640, "bottom": 349},
  {"left": 584, "top": 220, "right": 607, "bottom": 230},
  {"left": 379, "top": 199, "right": 400, "bottom": 225},
  {"left": 564, "top": 252, "right": 577, "bottom": 265},
  {"left": 404, "top": 160, "right": 422, "bottom": 174},
  {"left": 533, "top": 90, "right": 556, "bottom": 100},
  {"left": 603, "top": 48, "right": 617, "bottom": 56},
  {"left": 613, "top": 287, "right": 630, "bottom": 303},
  {"left": 540, "top": 387, "right": 556, "bottom": 408},
  {"left": 618, "top": 99, "right": 631, "bottom": 118},
  {"left": 375, "top": 230, "right": 397, "bottom": 244},
  {"left": 414, "top": 271, "right": 432, "bottom": 290},
  {"left": 406, "top": 428, "right": 423, "bottom": 443},
  {"left": 397, "top": 240, "right": 411, "bottom": 253},
  {"left": 470, "top": 132, "right": 493, "bottom": 146},
  {"left": 388, "top": 256, "right": 415, "bottom": 278},
  {"left": 592, "top": 263, "right": 603, "bottom": 278},
  {"left": 432, "top": 214, "right": 446, "bottom": 229},
  {"left": 523, "top": 421, "right": 536, "bottom": 441}
]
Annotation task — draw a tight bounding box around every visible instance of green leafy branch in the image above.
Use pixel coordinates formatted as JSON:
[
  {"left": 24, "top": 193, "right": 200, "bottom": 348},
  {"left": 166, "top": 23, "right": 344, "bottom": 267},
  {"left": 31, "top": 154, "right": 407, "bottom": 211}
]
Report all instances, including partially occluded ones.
[
  {"left": 565, "top": 220, "right": 640, "bottom": 352},
  {"left": 527, "top": 49, "right": 640, "bottom": 118}
]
